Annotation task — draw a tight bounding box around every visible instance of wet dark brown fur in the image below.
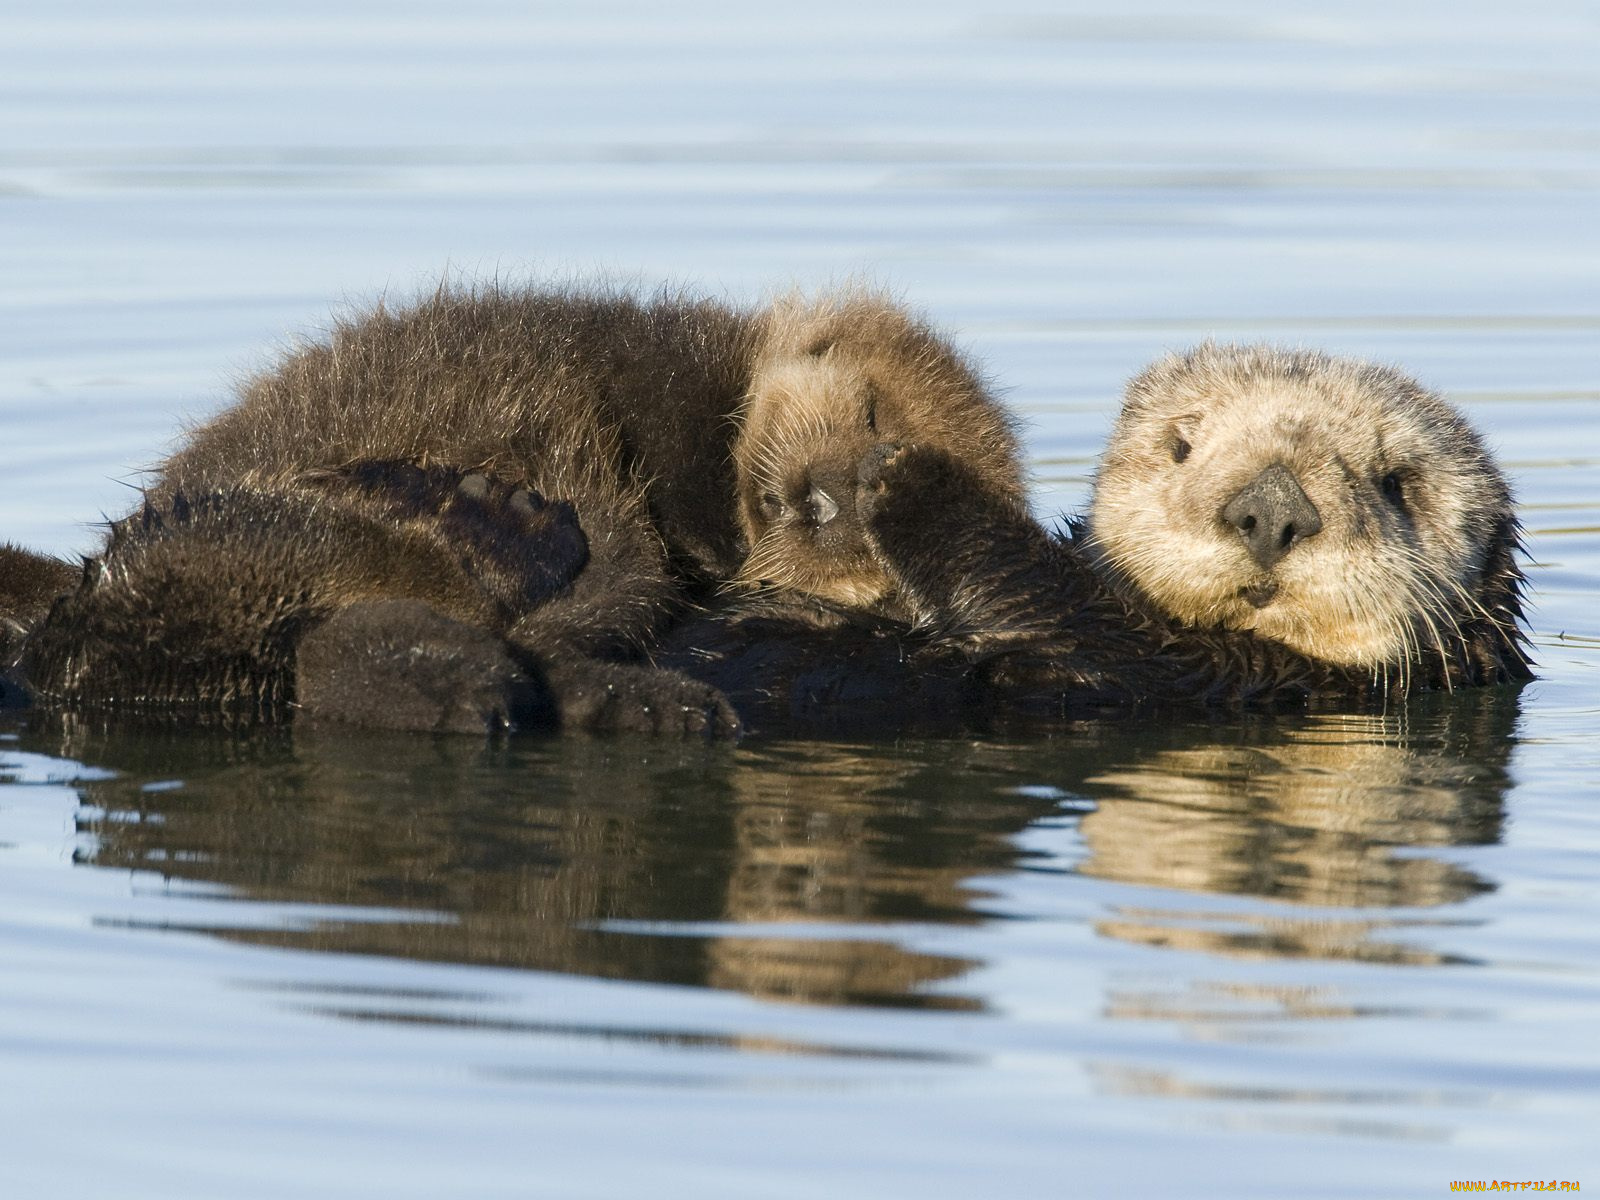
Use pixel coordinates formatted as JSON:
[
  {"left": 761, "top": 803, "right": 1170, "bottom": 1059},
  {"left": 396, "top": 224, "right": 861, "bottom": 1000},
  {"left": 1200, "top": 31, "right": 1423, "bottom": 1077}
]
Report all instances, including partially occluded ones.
[
  {"left": 3, "top": 284, "right": 1024, "bottom": 733},
  {"left": 14, "top": 465, "right": 593, "bottom": 730},
  {"left": 4, "top": 338, "right": 1532, "bottom": 736},
  {"left": 0, "top": 543, "right": 78, "bottom": 704}
]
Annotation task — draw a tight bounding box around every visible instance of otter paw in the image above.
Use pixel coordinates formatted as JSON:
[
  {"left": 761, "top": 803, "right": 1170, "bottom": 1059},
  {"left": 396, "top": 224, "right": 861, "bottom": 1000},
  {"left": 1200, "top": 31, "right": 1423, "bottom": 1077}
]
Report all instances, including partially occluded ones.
[
  {"left": 545, "top": 659, "right": 742, "bottom": 739},
  {"left": 855, "top": 441, "right": 908, "bottom": 513},
  {"left": 856, "top": 442, "right": 970, "bottom": 536},
  {"left": 303, "top": 459, "right": 589, "bottom": 616},
  {"left": 296, "top": 599, "right": 556, "bottom": 735},
  {"left": 434, "top": 474, "right": 588, "bottom": 614}
]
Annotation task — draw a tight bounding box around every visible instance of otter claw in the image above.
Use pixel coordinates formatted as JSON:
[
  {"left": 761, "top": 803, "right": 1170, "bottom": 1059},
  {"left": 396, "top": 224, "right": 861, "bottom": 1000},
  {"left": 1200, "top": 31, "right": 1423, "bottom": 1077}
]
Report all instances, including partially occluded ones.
[{"left": 857, "top": 442, "right": 907, "bottom": 493}]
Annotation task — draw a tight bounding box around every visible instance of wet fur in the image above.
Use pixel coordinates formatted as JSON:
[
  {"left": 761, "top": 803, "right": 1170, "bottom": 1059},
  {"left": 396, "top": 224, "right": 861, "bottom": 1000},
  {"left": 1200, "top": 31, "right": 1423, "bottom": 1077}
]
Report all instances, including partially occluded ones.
[
  {"left": 2, "top": 284, "right": 1023, "bottom": 734},
  {"left": 0, "top": 543, "right": 79, "bottom": 705},
  {"left": 3, "top": 339, "right": 1531, "bottom": 735}
]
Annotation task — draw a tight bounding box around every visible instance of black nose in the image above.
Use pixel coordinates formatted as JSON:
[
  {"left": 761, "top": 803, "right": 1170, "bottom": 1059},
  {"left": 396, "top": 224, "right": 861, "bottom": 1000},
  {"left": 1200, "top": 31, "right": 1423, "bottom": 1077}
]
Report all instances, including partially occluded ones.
[
  {"left": 806, "top": 484, "right": 840, "bottom": 526},
  {"left": 1220, "top": 464, "right": 1323, "bottom": 570},
  {"left": 804, "top": 461, "right": 860, "bottom": 529}
]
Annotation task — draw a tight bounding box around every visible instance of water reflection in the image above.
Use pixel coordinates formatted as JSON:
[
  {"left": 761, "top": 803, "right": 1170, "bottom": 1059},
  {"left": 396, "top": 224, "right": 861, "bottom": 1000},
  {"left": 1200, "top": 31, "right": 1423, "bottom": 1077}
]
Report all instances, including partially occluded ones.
[
  {"left": 16, "top": 689, "right": 1519, "bottom": 1013},
  {"left": 33, "top": 724, "right": 1059, "bottom": 1011},
  {"left": 1079, "top": 695, "right": 1515, "bottom": 967}
]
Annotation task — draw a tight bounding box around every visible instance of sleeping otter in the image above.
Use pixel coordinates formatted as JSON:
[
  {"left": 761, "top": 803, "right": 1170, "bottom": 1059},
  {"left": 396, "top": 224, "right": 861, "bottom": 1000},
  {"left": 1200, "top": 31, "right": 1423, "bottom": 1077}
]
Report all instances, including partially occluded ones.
[
  {"left": 3, "top": 284, "right": 1025, "bottom": 733},
  {"left": 732, "top": 294, "right": 1025, "bottom": 611},
  {"left": 663, "top": 344, "right": 1531, "bottom": 730}
]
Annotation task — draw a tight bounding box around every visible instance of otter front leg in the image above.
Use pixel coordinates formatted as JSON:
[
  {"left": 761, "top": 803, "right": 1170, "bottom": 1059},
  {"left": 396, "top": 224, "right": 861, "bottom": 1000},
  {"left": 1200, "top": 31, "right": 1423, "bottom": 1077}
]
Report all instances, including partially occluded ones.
[{"left": 858, "top": 443, "right": 1082, "bottom": 646}]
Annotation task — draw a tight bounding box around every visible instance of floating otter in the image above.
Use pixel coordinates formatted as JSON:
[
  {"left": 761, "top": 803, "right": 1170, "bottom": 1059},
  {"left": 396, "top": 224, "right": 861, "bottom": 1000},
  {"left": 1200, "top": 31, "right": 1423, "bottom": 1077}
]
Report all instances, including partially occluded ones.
[
  {"left": 2, "top": 339, "right": 1531, "bottom": 734},
  {"left": 3, "top": 341, "right": 1532, "bottom": 735},
  {"left": 663, "top": 344, "right": 1532, "bottom": 731},
  {"left": 3, "top": 284, "right": 1025, "bottom": 733}
]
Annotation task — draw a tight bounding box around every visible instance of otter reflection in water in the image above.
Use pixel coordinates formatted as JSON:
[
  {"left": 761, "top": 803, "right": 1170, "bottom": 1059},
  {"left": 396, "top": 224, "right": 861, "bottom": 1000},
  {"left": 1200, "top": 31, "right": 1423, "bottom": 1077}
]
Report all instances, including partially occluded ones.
[
  {"left": 34, "top": 690, "right": 1515, "bottom": 1011},
  {"left": 1080, "top": 690, "right": 1516, "bottom": 967},
  {"left": 46, "top": 725, "right": 1056, "bottom": 1010}
]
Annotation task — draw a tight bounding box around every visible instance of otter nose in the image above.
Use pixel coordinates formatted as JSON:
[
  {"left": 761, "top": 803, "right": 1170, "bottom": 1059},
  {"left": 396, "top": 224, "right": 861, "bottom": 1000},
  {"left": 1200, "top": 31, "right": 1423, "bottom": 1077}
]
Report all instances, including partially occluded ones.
[
  {"left": 806, "top": 484, "right": 841, "bottom": 526},
  {"left": 1220, "top": 464, "right": 1323, "bottom": 570}
]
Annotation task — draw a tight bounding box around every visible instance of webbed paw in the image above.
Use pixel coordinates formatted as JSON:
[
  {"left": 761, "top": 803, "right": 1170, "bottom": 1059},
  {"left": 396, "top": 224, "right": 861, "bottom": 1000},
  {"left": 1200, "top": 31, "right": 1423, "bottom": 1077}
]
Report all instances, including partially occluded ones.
[
  {"left": 544, "top": 659, "right": 742, "bottom": 739},
  {"left": 302, "top": 460, "right": 588, "bottom": 617},
  {"left": 296, "top": 599, "right": 556, "bottom": 735}
]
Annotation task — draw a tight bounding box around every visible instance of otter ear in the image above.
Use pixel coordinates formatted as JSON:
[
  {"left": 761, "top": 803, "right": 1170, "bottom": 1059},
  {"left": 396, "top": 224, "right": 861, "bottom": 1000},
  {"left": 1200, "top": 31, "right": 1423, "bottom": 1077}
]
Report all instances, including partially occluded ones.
[
  {"left": 1163, "top": 417, "right": 1200, "bottom": 463},
  {"left": 803, "top": 337, "right": 836, "bottom": 358}
]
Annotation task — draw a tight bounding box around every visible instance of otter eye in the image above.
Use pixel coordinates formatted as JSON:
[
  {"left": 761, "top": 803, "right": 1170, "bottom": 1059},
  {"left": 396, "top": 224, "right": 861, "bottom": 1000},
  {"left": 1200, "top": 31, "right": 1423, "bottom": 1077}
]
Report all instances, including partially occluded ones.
[
  {"left": 1171, "top": 436, "right": 1192, "bottom": 464},
  {"left": 759, "top": 492, "right": 785, "bottom": 521},
  {"left": 1380, "top": 472, "right": 1406, "bottom": 508}
]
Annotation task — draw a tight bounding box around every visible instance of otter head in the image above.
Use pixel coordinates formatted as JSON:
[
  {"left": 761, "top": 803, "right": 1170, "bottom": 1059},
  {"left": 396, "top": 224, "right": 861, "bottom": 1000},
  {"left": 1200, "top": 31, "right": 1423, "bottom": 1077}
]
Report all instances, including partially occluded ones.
[
  {"left": 1087, "top": 343, "right": 1527, "bottom": 677},
  {"left": 731, "top": 291, "right": 1025, "bottom": 614}
]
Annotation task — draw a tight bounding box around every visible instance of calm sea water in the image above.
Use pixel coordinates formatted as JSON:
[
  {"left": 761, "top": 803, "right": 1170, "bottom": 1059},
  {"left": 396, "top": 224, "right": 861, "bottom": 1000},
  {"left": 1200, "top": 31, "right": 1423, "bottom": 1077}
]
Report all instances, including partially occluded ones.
[{"left": 2, "top": 2, "right": 1597, "bottom": 1197}]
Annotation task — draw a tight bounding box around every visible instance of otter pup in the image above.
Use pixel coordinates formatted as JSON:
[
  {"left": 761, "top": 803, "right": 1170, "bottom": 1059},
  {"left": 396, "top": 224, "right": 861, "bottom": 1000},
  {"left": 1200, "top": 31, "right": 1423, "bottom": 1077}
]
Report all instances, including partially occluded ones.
[
  {"left": 5, "top": 284, "right": 1024, "bottom": 732},
  {"left": 732, "top": 294, "right": 1025, "bottom": 610},
  {"left": 665, "top": 344, "right": 1531, "bottom": 730}
]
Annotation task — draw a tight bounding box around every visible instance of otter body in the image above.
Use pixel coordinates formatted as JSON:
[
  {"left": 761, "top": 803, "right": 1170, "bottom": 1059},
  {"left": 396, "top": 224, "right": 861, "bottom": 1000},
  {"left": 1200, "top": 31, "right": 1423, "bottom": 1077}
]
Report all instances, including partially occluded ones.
[
  {"left": 6, "top": 285, "right": 1025, "bottom": 733},
  {"left": 3, "top": 337, "right": 1530, "bottom": 735},
  {"left": 155, "top": 289, "right": 760, "bottom": 662}
]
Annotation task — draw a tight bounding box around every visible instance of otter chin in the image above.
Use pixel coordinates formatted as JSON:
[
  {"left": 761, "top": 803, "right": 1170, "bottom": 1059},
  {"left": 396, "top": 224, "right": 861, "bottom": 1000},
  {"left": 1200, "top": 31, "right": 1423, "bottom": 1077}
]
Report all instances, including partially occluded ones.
[
  {"left": 1085, "top": 342, "right": 1524, "bottom": 678},
  {"left": 731, "top": 291, "right": 1026, "bottom": 617}
]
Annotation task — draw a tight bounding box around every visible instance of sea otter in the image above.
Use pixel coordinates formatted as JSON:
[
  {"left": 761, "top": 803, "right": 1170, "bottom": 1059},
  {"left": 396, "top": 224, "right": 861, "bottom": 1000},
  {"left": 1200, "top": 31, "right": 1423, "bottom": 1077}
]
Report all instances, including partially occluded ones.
[
  {"left": 661, "top": 344, "right": 1532, "bottom": 730},
  {"left": 0, "top": 341, "right": 1529, "bottom": 736},
  {"left": 4, "top": 284, "right": 1024, "bottom": 733}
]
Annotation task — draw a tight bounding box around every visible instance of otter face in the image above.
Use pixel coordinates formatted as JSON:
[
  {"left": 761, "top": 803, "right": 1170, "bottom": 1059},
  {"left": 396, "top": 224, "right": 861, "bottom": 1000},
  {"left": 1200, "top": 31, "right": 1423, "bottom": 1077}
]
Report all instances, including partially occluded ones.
[
  {"left": 731, "top": 293, "right": 1024, "bottom": 613},
  {"left": 1088, "top": 344, "right": 1515, "bottom": 671}
]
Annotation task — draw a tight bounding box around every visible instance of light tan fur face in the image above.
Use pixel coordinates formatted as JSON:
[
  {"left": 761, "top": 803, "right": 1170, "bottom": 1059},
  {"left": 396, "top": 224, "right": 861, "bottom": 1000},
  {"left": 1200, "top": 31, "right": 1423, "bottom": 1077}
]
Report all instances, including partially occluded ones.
[
  {"left": 1086, "top": 344, "right": 1512, "bottom": 671},
  {"left": 731, "top": 290, "right": 1025, "bottom": 613}
]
